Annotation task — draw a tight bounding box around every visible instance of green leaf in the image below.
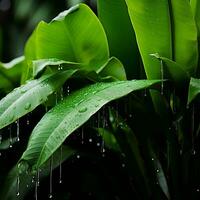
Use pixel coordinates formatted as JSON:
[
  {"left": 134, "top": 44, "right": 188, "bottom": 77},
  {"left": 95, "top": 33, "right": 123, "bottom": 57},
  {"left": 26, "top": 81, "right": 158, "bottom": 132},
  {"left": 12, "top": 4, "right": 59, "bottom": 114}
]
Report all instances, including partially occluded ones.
[
  {"left": 0, "top": 56, "right": 25, "bottom": 91},
  {"left": 150, "top": 53, "right": 190, "bottom": 87},
  {"left": 97, "top": 0, "right": 139, "bottom": 79},
  {"left": 21, "top": 79, "right": 160, "bottom": 169},
  {"left": 24, "top": 3, "right": 109, "bottom": 80},
  {"left": 32, "top": 58, "right": 81, "bottom": 77},
  {"left": 169, "top": 0, "right": 198, "bottom": 75},
  {"left": 32, "top": 57, "right": 127, "bottom": 81},
  {"left": 0, "top": 145, "right": 75, "bottom": 200},
  {"left": 191, "top": 0, "right": 200, "bottom": 34},
  {"left": 187, "top": 77, "right": 200, "bottom": 104},
  {"left": 96, "top": 128, "right": 121, "bottom": 152},
  {"left": 125, "top": 0, "right": 172, "bottom": 79},
  {"left": 0, "top": 70, "right": 77, "bottom": 129}
]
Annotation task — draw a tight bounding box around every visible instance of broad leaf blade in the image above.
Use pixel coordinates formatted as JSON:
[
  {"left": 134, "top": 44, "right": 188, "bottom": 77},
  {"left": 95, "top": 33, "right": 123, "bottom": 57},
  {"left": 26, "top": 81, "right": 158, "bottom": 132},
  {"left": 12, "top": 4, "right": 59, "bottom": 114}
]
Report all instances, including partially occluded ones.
[
  {"left": 0, "top": 70, "right": 77, "bottom": 129},
  {"left": 170, "top": 0, "right": 198, "bottom": 75},
  {"left": 125, "top": 0, "right": 172, "bottom": 79},
  {"left": 25, "top": 3, "right": 109, "bottom": 80},
  {"left": 97, "top": 0, "right": 139, "bottom": 79},
  {"left": 187, "top": 77, "right": 200, "bottom": 104},
  {"left": 21, "top": 80, "right": 160, "bottom": 169}
]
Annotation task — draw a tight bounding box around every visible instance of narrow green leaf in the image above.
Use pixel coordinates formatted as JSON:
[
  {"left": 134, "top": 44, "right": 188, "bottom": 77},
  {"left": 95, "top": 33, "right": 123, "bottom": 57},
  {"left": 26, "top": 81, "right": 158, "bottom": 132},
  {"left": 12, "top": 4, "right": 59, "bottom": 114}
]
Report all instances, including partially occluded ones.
[
  {"left": 187, "top": 77, "right": 200, "bottom": 104},
  {"left": 97, "top": 0, "right": 139, "bottom": 79},
  {"left": 125, "top": 0, "right": 172, "bottom": 79},
  {"left": 96, "top": 128, "right": 121, "bottom": 152},
  {"left": 25, "top": 3, "right": 109, "bottom": 80},
  {"left": 0, "top": 70, "right": 77, "bottom": 129},
  {"left": 21, "top": 79, "right": 160, "bottom": 169}
]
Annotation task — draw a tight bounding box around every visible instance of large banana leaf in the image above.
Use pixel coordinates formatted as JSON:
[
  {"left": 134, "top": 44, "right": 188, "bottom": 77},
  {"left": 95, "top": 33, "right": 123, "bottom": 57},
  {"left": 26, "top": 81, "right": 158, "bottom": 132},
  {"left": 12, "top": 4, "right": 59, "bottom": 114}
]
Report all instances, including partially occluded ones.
[
  {"left": 0, "top": 70, "right": 77, "bottom": 129},
  {"left": 20, "top": 80, "right": 160, "bottom": 169},
  {"left": 125, "top": 0, "right": 172, "bottom": 79},
  {"left": 24, "top": 3, "right": 109, "bottom": 80},
  {"left": 125, "top": 0, "right": 198, "bottom": 80},
  {"left": 97, "top": 0, "right": 139, "bottom": 79}
]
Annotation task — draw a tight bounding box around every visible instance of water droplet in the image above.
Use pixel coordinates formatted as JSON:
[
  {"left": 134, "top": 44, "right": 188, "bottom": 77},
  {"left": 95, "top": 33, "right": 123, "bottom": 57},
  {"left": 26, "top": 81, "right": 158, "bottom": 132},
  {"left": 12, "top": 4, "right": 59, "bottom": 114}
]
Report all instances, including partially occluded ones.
[
  {"left": 26, "top": 184, "right": 29, "bottom": 188},
  {"left": 156, "top": 169, "right": 160, "bottom": 173},
  {"left": 197, "top": 188, "right": 200, "bottom": 192},
  {"left": 37, "top": 169, "right": 40, "bottom": 186},
  {"left": 16, "top": 119, "right": 20, "bottom": 142},
  {"left": 16, "top": 175, "right": 20, "bottom": 197},
  {"left": 59, "top": 146, "right": 62, "bottom": 184},
  {"left": 0, "top": 134, "right": 2, "bottom": 144},
  {"left": 49, "top": 194, "right": 53, "bottom": 199},
  {"left": 122, "top": 163, "right": 125, "bottom": 168},
  {"left": 97, "top": 143, "right": 100, "bottom": 147},
  {"left": 9, "top": 126, "right": 13, "bottom": 148},
  {"left": 49, "top": 157, "right": 53, "bottom": 199},
  {"left": 25, "top": 103, "right": 31, "bottom": 110},
  {"left": 9, "top": 114, "right": 15, "bottom": 122},
  {"left": 76, "top": 154, "right": 80, "bottom": 159},
  {"left": 129, "top": 114, "right": 133, "bottom": 118},
  {"left": 151, "top": 158, "right": 154, "bottom": 161},
  {"left": 144, "top": 89, "right": 147, "bottom": 97},
  {"left": 35, "top": 180, "right": 38, "bottom": 200},
  {"left": 191, "top": 149, "right": 196, "bottom": 156},
  {"left": 95, "top": 103, "right": 99, "bottom": 107},
  {"left": 21, "top": 88, "right": 27, "bottom": 94},
  {"left": 78, "top": 107, "right": 87, "bottom": 113},
  {"left": 89, "top": 138, "right": 92, "bottom": 143},
  {"left": 81, "top": 127, "right": 84, "bottom": 144},
  {"left": 32, "top": 176, "right": 35, "bottom": 183},
  {"left": 66, "top": 86, "right": 70, "bottom": 96}
]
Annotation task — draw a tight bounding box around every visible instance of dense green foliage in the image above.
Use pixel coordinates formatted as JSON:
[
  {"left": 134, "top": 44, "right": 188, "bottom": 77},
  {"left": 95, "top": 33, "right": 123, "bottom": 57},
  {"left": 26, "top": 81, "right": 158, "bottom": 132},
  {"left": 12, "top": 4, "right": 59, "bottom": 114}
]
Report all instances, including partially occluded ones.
[{"left": 1, "top": 0, "right": 200, "bottom": 199}]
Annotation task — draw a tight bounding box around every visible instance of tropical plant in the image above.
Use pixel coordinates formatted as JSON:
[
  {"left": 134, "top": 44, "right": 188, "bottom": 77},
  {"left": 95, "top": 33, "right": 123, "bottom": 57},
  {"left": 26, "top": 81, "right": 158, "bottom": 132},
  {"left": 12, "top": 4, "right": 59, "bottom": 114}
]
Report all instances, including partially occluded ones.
[{"left": 0, "top": 0, "right": 200, "bottom": 200}]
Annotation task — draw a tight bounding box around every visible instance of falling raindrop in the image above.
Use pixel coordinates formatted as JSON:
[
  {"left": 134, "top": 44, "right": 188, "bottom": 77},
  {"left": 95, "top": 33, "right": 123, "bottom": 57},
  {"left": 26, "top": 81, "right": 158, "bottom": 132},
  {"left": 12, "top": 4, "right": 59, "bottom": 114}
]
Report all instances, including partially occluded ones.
[
  {"left": 49, "top": 156, "right": 53, "bottom": 199},
  {"left": 16, "top": 175, "right": 20, "bottom": 197},
  {"left": 160, "top": 59, "right": 164, "bottom": 95},
  {"left": 144, "top": 88, "right": 147, "bottom": 97},
  {"left": 197, "top": 188, "right": 200, "bottom": 192},
  {"left": 9, "top": 126, "right": 13, "bottom": 148},
  {"left": 59, "top": 146, "right": 62, "bottom": 184},
  {"left": 16, "top": 119, "right": 20, "bottom": 142},
  {"left": 156, "top": 169, "right": 160, "bottom": 173},
  {"left": 81, "top": 127, "right": 84, "bottom": 144},
  {"left": 76, "top": 154, "right": 80, "bottom": 159},
  {"left": 122, "top": 163, "right": 126, "bottom": 168},
  {"left": 32, "top": 176, "right": 35, "bottom": 183},
  {"left": 35, "top": 181, "right": 38, "bottom": 200},
  {"left": 37, "top": 169, "right": 40, "bottom": 186},
  {"left": 0, "top": 134, "right": 2, "bottom": 144},
  {"left": 191, "top": 149, "right": 196, "bottom": 156},
  {"left": 97, "top": 142, "right": 100, "bottom": 147},
  {"left": 89, "top": 138, "right": 92, "bottom": 143},
  {"left": 67, "top": 85, "right": 70, "bottom": 96},
  {"left": 151, "top": 158, "right": 154, "bottom": 161},
  {"left": 60, "top": 87, "right": 64, "bottom": 101}
]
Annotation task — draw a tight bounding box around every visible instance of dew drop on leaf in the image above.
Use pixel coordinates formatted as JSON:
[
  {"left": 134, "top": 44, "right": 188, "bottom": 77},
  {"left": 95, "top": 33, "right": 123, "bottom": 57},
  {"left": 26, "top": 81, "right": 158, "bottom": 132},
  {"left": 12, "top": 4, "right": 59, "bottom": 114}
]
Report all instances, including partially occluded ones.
[
  {"left": 78, "top": 107, "right": 87, "bottom": 113},
  {"left": 25, "top": 103, "right": 31, "bottom": 110}
]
